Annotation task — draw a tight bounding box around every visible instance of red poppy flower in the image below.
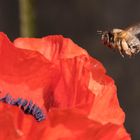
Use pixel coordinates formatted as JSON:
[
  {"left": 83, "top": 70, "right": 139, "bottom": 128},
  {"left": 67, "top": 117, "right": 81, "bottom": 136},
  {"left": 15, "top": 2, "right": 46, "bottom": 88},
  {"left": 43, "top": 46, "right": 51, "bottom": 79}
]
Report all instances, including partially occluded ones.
[{"left": 0, "top": 32, "right": 130, "bottom": 140}]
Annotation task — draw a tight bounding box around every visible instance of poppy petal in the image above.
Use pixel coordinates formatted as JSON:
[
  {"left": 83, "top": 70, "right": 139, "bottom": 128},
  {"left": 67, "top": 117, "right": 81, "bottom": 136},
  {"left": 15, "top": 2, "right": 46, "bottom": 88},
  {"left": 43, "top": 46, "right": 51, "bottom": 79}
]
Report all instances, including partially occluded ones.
[
  {"left": 0, "top": 104, "right": 130, "bottom": 140},
  {"left": 0, "top": 32, "right": 59, "bottom": 109},
  {"left": 14, "top": 35, "right": 126, "bottom": 125},
  {"left": 0, "top": 33, "right": 131, "bottom": 139},
  {"left": 14, "top": 35, "right": 88, "bottom": 61}
]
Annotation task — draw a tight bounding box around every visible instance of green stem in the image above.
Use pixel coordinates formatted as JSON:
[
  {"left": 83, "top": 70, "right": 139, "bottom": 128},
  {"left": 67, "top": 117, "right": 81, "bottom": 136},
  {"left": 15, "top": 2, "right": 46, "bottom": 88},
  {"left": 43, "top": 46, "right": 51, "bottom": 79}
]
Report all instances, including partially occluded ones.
[{"left": 19, "top": 0, "right": 36, "bottom": 37}]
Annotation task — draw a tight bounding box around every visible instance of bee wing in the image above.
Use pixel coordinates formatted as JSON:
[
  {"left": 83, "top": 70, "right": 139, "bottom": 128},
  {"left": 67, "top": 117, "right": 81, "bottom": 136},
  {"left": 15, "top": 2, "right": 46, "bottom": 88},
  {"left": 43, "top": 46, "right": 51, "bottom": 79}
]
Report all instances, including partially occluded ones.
[{"left": 125, "top": 23, "right": 140, "bottom": 35}]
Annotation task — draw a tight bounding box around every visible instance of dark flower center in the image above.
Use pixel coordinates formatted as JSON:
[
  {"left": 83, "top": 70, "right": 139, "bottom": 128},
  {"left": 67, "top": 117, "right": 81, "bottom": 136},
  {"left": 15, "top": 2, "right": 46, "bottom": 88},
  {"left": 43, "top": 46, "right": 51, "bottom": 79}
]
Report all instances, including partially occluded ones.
[{"left": 0, "top": 93, "right": 46, "bottom": 122}]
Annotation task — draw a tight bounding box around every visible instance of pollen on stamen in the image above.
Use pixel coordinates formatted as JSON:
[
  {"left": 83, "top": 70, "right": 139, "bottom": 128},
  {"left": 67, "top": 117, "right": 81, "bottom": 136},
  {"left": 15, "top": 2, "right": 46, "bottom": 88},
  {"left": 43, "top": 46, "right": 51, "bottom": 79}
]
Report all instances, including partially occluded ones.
[{"left": 0, "top": 93, "right": 46, "bottom": 122}]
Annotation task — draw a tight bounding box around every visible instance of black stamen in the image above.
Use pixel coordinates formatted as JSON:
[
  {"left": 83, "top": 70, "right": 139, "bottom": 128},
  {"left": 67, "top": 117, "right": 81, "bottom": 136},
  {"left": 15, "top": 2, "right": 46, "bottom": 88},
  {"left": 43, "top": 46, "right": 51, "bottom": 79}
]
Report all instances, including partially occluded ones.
[
  {"left": 14, "top": 98, "right": 23, "bottom": 106},
  {"left": 34, "top": 108, "right": 45, "bottom": 121},
  {"left": 5, "top": 94, "right": 12, "bottom": 104},
  {"left": 21, "top": 99, "right": 28, "bottom": 110},
  {"left": 0, "top": 94, "right": 8, "bottom": 102},
  {"left": 31, "top": 104, "right": 38, "bottom": 115},
  {"left": 24, "top": 100, "right": 33, "bottom": 114},
  {"left": 0, "top": 94, "right": 46, "bottom": 122}
]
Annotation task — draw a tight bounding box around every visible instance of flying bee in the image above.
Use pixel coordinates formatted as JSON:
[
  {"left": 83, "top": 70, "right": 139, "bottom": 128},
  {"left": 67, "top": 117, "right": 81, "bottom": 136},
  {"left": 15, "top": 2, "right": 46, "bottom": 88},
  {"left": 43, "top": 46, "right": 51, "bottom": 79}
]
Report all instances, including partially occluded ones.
[{"left": 98, "top": 23, "right": 140, "bottom": 57}]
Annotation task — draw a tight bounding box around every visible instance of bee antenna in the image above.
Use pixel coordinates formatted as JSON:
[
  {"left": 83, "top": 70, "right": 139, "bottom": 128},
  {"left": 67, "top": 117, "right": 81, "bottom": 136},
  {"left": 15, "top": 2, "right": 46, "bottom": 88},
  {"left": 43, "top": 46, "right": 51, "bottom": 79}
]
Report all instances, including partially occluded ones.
[{"left": 97, "top": 30, "right": 103, "bottom": 35}]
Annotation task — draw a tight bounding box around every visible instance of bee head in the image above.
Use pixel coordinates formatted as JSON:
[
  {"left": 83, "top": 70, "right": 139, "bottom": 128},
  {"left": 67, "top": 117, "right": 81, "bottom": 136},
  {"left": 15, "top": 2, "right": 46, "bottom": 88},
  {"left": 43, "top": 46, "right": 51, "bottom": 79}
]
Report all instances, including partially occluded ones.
[
  {"left": 101, "top": 31, "right": 110, "bottom": 44},
  {"left": 97, "top": 30, "right": 114, "bottom": 47}
]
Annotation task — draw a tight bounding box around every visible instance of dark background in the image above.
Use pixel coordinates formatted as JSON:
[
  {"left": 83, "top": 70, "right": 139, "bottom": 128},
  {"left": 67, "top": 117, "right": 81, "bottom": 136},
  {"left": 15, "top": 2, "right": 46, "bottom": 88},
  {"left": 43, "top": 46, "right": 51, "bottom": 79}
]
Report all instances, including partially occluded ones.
[{"left": 0, "top": 0, "right": 140, "bottom": 139}]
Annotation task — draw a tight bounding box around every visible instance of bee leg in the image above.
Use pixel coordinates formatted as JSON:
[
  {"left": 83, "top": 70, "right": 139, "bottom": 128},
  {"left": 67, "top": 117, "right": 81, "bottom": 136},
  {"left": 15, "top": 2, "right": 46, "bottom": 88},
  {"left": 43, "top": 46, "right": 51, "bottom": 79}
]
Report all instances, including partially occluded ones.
[
  {"left": 118, "top": 49, "right": 124, "bottom": 57},
  {"left": 117, "top": 40, "right": 124, "bottom": 57},
  {"left": 118, "top": 47, "right": 124, "bottom": 57},
  {"left": 121, "top": 39, "right": 132, "bottom": 57}
]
